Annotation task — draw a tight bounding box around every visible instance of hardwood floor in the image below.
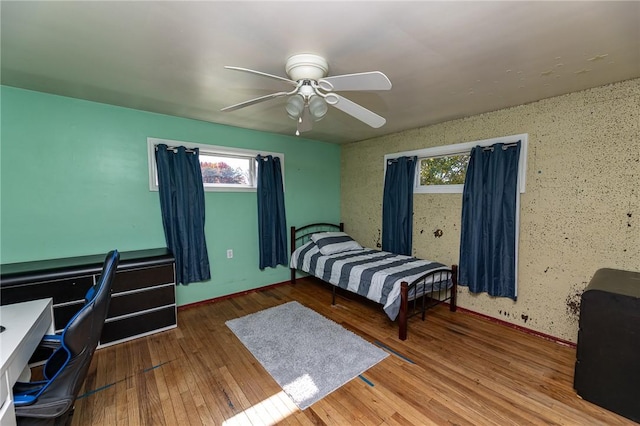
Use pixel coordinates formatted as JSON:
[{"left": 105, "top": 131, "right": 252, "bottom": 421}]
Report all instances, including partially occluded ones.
[{"left": 73, "top": 278, "right": 634, "bottom": 425}]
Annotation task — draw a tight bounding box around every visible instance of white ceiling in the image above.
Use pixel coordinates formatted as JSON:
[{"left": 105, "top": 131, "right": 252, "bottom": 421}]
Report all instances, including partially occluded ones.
[{"left": 2, "top": 1, "right": 639, "bottom": 144}]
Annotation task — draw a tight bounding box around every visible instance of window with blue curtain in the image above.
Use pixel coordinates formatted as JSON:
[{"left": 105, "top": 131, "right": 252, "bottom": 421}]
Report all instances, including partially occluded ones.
[
  {"left": 155, "top": 144, "right": 211, "bottom": 285},
  {"left": 459, "top": 142, "right": 521, "bottom": 300},
  {"left": 256, "top": 155, "right": 288, "bottom": 269},
  {"left": 382, "top": 156, "right": 417, "bottom": 256}
]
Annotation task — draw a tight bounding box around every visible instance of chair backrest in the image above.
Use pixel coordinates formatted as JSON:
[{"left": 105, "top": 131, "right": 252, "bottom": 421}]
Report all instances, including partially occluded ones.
[
  {"left": 20, "top": 250, "right": 120, "bottom": 419},
  {"left": 57, "top": 250, "right": 119, "bottom": 362}
]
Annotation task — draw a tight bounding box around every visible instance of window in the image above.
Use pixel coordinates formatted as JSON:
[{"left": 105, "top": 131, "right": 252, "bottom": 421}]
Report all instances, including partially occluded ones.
[
  {"left": 419, "top": 154, "right": 470, "bottom": 186},
  {"left": 147, "top": 138, "right": 284, "bottom": 192},
  {"left": 384, "top": 133, "right": 528, "bottom": 194}
]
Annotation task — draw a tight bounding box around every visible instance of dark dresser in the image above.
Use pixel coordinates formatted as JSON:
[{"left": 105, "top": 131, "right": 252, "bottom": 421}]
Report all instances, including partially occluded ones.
[
  {"left": 574, "top": 268, "right": 640, "bottom": 422},
  {"left": 1, "top": 248, "right": 177, "bottom": 352}
]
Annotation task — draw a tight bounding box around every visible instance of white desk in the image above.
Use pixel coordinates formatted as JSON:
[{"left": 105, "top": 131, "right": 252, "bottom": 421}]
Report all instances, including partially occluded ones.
[{"left": 0, "top": 299, "right": 54, "bottom": 426}]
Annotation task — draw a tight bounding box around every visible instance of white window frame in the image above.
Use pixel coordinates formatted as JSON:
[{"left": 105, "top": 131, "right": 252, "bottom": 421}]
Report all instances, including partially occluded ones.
[
  {"left": 383, "top": 133, "right": 528, "bottom": 194},
  {"left": 147, "top": 137, "right": 284, "bottom": 192}
]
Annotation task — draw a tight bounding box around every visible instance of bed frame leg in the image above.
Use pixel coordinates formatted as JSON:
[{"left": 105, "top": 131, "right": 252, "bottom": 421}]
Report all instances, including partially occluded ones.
[
  {"left": 290, "top": 226, "right": 297, "bottom": 284},
  {"left": 332, "top": 286, "right": 336, "bottom": 305},
  {"left": 450, "top": 264, "right": 458, "bottom": 312},
  {"left": 399, "top": 282, "right": 408, "bottom": 340}
]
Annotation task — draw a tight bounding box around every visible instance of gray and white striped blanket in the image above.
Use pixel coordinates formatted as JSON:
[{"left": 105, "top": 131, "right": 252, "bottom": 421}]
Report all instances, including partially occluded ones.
[{"left": 290, "top": 241, "right": 451, "bottom": 320}]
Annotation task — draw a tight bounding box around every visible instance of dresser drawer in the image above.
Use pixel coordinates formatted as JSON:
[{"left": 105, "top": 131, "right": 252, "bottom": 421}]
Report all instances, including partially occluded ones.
[
  {"left": 53, "top": 302, "right": 85, "bottom": 330},
  {"left": 112, "top": 264, "right": 174, "bottom": 293},
  {"left": 107, "top": 285, "right": 175, "bottom": 318},
  {"left": 1, "top": 276, "right": 93, "bottom": 305},
  {"left": 100, "top": 306, "right": 176, "bottom": 345}
]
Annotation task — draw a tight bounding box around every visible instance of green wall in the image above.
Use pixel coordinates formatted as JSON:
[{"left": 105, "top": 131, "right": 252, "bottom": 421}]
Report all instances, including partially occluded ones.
[{"left": 0, "top": 86, "right": 341, "bottom": 306}]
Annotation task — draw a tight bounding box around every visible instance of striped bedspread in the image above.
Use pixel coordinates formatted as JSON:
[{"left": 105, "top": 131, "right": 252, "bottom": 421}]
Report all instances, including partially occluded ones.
[{"left": 290, "top": 241, "right": 451, "bottom": 320}]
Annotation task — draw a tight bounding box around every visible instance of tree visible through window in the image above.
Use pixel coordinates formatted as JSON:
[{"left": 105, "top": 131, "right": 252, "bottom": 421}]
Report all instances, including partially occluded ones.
[
  {"left": 419, "top": 154, "right": 470, "bottom": 185},
  {"left": 199, "top": 154, "right": 251, "bottom": 187}
]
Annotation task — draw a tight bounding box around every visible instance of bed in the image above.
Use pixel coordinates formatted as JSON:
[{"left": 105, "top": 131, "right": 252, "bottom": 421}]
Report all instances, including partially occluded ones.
[{"left": 290, "top": 222, "right": 457, "bottom": 340}]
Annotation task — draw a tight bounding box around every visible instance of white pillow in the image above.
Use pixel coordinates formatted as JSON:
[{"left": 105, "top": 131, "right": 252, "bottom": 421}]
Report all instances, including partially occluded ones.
[{"left": 311, "top": 232, "right": 363, "bottom": 255}]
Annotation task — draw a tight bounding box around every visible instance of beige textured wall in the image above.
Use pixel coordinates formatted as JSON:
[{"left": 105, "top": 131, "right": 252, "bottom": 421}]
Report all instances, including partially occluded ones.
[{"left": 341, "top": 78, "right": 640, "bottom": 342}]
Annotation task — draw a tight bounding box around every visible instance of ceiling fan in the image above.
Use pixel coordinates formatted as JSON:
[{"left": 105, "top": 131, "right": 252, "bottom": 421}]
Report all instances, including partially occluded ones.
[{"left": 221, "top": 54, "right": 392, "bottom": 135}]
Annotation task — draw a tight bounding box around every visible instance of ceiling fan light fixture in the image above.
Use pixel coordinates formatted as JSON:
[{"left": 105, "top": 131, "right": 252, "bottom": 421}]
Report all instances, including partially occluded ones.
[
  {"left": 285, "top": 94, "right": 304, "bottom": 119},
  {"left": 308, "top": 95, "right": 328, "bottom": 121}
]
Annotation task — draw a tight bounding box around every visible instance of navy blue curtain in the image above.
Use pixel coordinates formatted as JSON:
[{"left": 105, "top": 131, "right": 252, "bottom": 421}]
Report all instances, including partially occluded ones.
[
  {"left": 382, "top": 156, "right": 417, "bottom": 256},
  {"left": 155, "top": 144, "right": 211, "bottom": 284},
  {"left": 256, "top": 155, "right": 288, "bottom": 269},
  {"left": 459, "top": 142, "right": 521, "bottom": 300}
]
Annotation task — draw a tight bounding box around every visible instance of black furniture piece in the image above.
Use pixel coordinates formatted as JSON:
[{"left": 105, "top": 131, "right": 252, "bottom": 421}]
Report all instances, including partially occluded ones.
[
  {"left": 0, "top": 248, "right": 177, "bottom": 360},
  {"left": 574, "top": 267, "right": 640, "bottom": 422},
  {"left": 13, "top": 250, "right": 119, "bottom": 426}
]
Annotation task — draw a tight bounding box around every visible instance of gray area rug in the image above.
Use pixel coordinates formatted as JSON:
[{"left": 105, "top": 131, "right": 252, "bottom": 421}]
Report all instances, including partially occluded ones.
[{"left": 226, "top": 301, "right": 388, "bottom": 410}]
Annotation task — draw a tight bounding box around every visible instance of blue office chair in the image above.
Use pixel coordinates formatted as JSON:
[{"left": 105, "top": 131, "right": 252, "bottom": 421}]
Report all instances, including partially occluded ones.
[{"left": 13, "top": 250, "right": 120, "bottom": 426}]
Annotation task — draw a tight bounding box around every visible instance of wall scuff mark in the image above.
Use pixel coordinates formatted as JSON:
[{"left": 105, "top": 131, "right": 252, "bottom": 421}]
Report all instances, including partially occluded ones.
[{"left": 565, "top": 282, "right": 586, "bottom": 322}]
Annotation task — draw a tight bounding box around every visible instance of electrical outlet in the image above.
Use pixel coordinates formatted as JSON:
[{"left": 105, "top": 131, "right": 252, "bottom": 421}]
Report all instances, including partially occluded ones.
[{"left": 226, "top": 249, "right": 233, "bottom": 259}]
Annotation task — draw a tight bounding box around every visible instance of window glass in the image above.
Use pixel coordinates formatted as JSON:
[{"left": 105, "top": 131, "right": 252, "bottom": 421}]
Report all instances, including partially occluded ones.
[
  {"left": 200, "top": 154, "right": 253, "bottom": 187},
  {"left": 419, "top": 154, "right": 470, "bottom": 186}
]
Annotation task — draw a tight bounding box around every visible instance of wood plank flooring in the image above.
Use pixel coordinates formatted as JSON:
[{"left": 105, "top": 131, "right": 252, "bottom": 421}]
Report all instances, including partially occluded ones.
[{"left": 72, "top": 278, "right": 635, "bottom": 425}]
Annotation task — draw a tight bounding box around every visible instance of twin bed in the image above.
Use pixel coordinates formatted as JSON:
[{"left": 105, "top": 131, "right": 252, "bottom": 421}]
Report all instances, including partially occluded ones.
[{"left": 289, "top": 223, "right": 457, "bottom": 340}]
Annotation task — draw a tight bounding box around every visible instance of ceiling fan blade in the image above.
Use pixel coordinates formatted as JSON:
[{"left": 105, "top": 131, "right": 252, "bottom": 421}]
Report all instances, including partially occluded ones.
[
  {"left": 319, "top": 71, "right": 392, "bottom": 92},
  {"left": 221, "top": 91, "right": 290, "bottom": 112},
  {"left": 327, "top": 94, "right": 386, "bottom": 128},
  {"left": 224, "top": 66, "right": 298, "bottom": 86},
  {"left": 297, "top": 106, "right": 313, "bottom": 133}
]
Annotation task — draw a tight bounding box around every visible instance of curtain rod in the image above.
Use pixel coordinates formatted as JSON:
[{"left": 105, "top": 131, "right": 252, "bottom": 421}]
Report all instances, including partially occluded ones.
[
  {"left": 156, "top": 145, "right": 272, "bottom": 160},
  {"left": 387, "top": 156, "right": 416, "bottom": 164},
  {"left": 482, "top": 141, "right": 521, "bottom": 151},
  {"left": 155, "top": 145, "right": 197, "bottom": 154}
]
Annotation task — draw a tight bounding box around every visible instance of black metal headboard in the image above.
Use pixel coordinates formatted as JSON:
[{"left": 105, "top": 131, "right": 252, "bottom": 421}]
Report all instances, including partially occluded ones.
[
  {"left": 290, "top": 222, "right": 344, "bottom": 253},
  {"left": 290, "top": 222, "right": 343, "bottom": 283}
]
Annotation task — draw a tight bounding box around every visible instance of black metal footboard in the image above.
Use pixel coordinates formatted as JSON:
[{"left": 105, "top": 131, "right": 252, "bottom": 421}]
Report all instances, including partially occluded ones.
[{"left": 398, "top": 265, "right": 458, "bottom": 340}]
